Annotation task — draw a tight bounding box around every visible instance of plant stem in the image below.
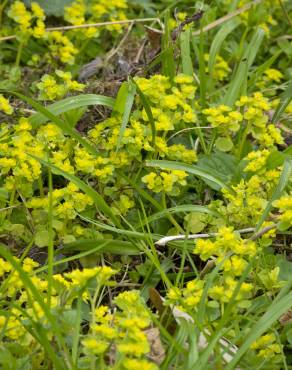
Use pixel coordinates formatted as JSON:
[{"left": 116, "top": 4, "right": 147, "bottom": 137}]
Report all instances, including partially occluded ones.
[
  {"left": 237, "top": 120, "right": 251, "bottom": 158},
  {"left": 47, "top": 168, "right": 54, "bottom": 308},
  {"left": 15, "top": 40, "right": 24, "bottom": 67},
  {"left": 0, "top": 0, "right": 8, "bottom": 28}
]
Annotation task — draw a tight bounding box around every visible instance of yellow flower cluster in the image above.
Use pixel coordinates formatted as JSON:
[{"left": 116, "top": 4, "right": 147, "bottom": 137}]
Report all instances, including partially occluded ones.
[
  {"left": 64, "top": 0, "right": 128, "bottom": 37},
  {"left": 82, "top": 290, "right": 158, "bottom": 369},
  {"left": 222, "top": 169, "right": 280, "bottom": 226},
  {"left": 0, "top": 94, "right": 13, "bottom": 115},
  {"left": 8, "top": 1, "right": 46, "bottom": 39},
  {"left": 166, "top": 229, "right": 255, "bottom": 312},
  {"left": 47, "top": 31, "right": 79, "bottom": 65},
  {"left": 203, "top": 92, "right": 283, "bottom": 150},
  {"left": 194, "top": 227, "right": 257, "bottom": 261},
  {"left": 136, "top": 74, "right": 197, "bottom": 129},
  {"left": 142, "top": 170, "right": 188, "bottom": 194},
  {"left": 236, "top": 92, "right": 283, "bottom": 147},
  {"left": 167, "top": 279, "right": 204, "bottom": 309},
  {"left": 203, "top": 105, "right": 243, "bottom": 134},
  {"left": 205, "top": 54, "right": 231, "bottom": 81},
  {"left": 0, "top": 118, "right": 44, "bottom": 190},
  {"left": 243, "top": 149, "right": 270, "bottom": 172},
  {"left": 37, "top": 70, "right": 85, "bottom": 100},
  {"left": 251, "top": 333, "right": 282, "bottom": 359},
  {"left": 27, "top": 182, "right": 94, "bottom": 220},
  {"left": 273, "top": 193, "right": 292, "bottom": 231}
]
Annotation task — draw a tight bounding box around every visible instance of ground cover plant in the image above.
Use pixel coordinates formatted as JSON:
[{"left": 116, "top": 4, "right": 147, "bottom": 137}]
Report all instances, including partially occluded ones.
[{"left": 0, "top": 0, "right": 291, "bottom": 369}]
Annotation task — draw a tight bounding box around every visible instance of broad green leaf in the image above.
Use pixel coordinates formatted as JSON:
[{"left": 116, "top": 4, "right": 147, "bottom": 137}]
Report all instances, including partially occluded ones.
[
  {"left": 215, "top": 136, "right": 234, "bottom": 152},
  {"left": 24, "top": 0, "right": 74, "bottom": 16},
  {"left": 29, "top": 94, "right": 114, "bottom": 128}
]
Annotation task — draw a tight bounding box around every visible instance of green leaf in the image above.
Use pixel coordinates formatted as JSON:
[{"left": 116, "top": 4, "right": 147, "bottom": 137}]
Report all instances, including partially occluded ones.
[
  {"left": 162, "top": 10, "right": 175, "bottom": 81},
  {"left": 208, "top": 18, "right": 241, "bottom": 76},
  {"left": 223, "top": 28, "right": 265, "bottom": 105},
  {"left": 29, "top": 94, "right": 115, "bottom": 129},
  {"left": 215, "top": 136, "right": 234, "bottom": 152},
  {"left": 146, "top": 159, "right": 235, "bottom": 193},
  {"left": 197, "top": 152, "right": 241, "bottom": 188},
  {"left": 180, "top": 27, "right": 193, "bottom": 76},
  {"left": 116, "top": 81, "right": 136, "bottom": 151},
  {"left": 23, "top": 0, "right": 74, "bottom": 16},
  {"left": 0, "top": 188, "right": 9, "bottom": 201},
  {"left": 35, "top": 229, "right": 51, "bottom": 248},
  {"left": 63, "top": 239, "right": 141, "bottom": 255}
]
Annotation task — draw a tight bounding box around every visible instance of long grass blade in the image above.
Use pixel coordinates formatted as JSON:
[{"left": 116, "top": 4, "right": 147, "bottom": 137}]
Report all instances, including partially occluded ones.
[
  {"left": 29, "top": 94, "right": 115, "bottom": 128},
  {"left": 29, "top": 155, "right": 120, "bottom": 227},
  {"left": 146, "top": 159, "right": 235, "bottom": 193},
  {"left": 8, "top": 91, "right": 99, "bottom": 156}
]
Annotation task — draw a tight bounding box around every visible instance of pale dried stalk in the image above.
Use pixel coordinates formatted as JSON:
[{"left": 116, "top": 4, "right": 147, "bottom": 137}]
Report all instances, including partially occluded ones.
[
  {"left": 155, "top": 224, "right": 277, "bottom": 247},
  {"left": 155, "top": 228, "right": 255, "bottom": 247},
  {"left": 193, "top": 0, "right": 263, "bottom": 36},
  {"left": 0, "top": 18, "right": 159, "bottom": 42}
]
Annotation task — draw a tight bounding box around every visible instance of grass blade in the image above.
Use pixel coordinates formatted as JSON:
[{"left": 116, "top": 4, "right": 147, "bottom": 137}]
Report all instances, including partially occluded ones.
[
  {"left": 115, "top": 81, "right": 136, "bottom": 151},
  {"left": 146, "top": 159, "right": 235, "bottom": 193},
  {"left": 30, "top": 155, "right": 120, "bottom": 227},
  {"left": 272, "top": 79, "right": 292, "bottom": 123},
  {"left": 29, "top": 94, "right": 115, "bottom": 128},
  {"left": 63, "top": 239, "right": 141, "bottom": 255},
  {"left": 223, "top": 28, "right": 265, "bottom": 105},
  {"left": 141, "top": 205, "right": 222, "bottom": 227},
  {"left": 132, "top": 77, "right": 156, "bottom": 146},
  {"left": 180, "top": 27, "right": 193, "bottom": 76},
  {"left": 8, "top": 91, "right": 99, "bottom": 156},
  {"left": 225, "top": 289, "right": 292, "bottom": 369},
  {"left": 208, "top": 18, "right": 241, "bottom": 76}
]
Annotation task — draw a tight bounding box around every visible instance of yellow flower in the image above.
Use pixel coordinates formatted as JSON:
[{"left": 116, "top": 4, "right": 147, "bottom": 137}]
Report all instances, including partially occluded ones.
[{"left": 0, "top": 94, "right": 13, "bottom": 115}]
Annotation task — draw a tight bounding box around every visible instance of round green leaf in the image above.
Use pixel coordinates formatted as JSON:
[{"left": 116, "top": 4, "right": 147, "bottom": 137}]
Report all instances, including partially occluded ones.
[{"left": 215, "top": 137, "right": 234, "bottom": 152}]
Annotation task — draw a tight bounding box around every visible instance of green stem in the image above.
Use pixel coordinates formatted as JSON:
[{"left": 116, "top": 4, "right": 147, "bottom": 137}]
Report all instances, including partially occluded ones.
[
  {"left": 278, "top": 0, "right": 292, "bottom": 28},
  {"left": 162, "top": 192, "right": 184, "bottom": 233},
  {"left": 15, "top": 40, "right": 24, "bottom": 67},
  {"left": 0, "top": 0, "right": 8, "bottom": 27},
  {"left": 47, "top": 168, "right": 54, "bottom": 308},
  {"left": 38, "top": 176, "right": 44, "bottom": 197},
  {"left": 208, "top": 128, "right": 217, "bottom": 154},
  {"left": 237, "top": 120, "right": 252, "bottom": 158},
  {"left": 72, "top": 294, "right": 82, "bottom": 365}
]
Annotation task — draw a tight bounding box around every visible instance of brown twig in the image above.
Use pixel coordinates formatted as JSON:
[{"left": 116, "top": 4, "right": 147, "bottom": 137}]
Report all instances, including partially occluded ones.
[
  {"left": 193, "top": 0, "right": 263, "bottom": 36},
  {"left": 172, "top": 10, "right": 204, "bottom": 41},
  {"left": 249, "top": 224, "right": 277, "bottom": 241},
  {"left": 0, "top": 18, "right": 159, "bottom": 42}
]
